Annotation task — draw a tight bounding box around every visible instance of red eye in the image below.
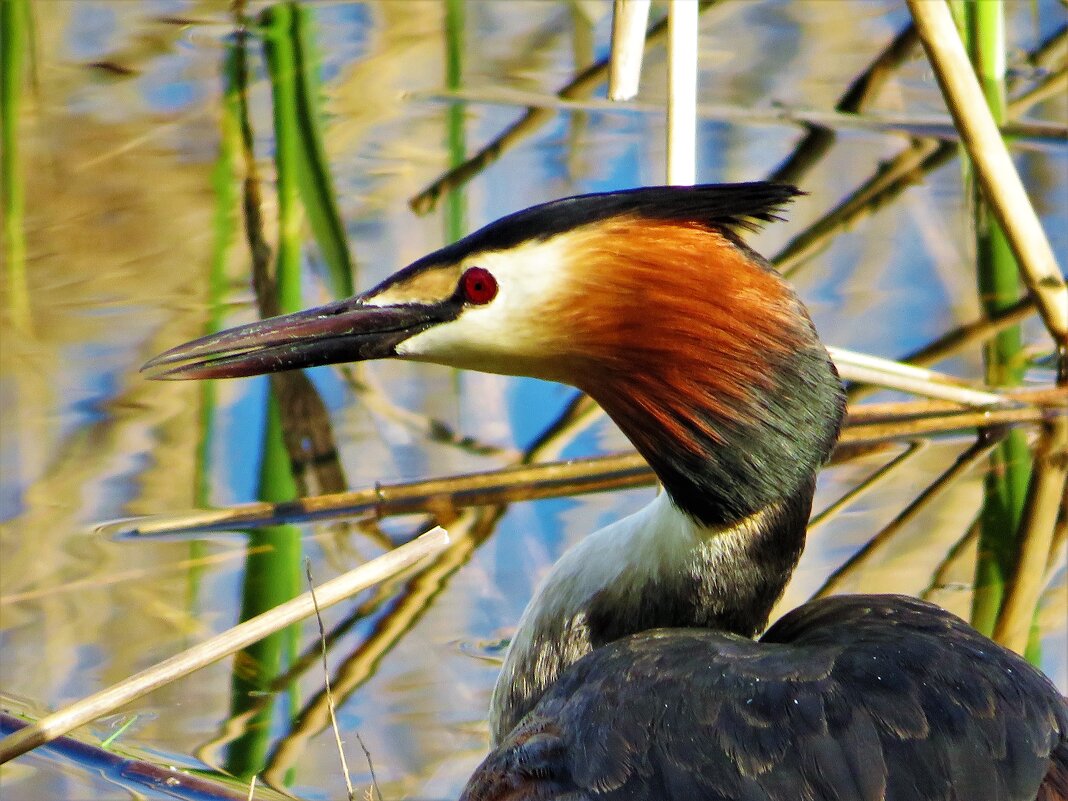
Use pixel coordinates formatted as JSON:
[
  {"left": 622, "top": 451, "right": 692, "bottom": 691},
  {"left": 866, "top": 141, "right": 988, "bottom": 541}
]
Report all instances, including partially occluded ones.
[{"left": 461, "top": 267, "right": 498, "bottom": 305}]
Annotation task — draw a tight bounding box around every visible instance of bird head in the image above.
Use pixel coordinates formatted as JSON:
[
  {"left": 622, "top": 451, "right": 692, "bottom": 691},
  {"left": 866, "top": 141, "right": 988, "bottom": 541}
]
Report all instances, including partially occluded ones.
[{"left": 143, "top": 184, "right": 844, "bottom": 526}]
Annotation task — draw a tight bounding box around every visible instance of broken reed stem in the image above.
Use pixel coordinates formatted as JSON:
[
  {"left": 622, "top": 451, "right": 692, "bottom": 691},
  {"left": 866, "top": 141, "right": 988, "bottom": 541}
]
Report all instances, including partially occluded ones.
[
  {"left": 0, "top": 528, "right": 450, "bottom": 764},
  {"left": 608, "top": 0, "right": 651, "bottom": 101}
]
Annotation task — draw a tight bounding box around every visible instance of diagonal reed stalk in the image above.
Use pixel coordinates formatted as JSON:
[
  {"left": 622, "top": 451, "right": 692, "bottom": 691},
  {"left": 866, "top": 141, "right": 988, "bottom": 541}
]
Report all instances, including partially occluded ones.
[
  {"left": 908, "top": 0, "right": 1066, "bottom": 343},
  {"left": 0, "top": 529, "right": 450, "bottom": 764},
  {"left": 812, "top": 433, "right": 1003, "bottom": 600}
]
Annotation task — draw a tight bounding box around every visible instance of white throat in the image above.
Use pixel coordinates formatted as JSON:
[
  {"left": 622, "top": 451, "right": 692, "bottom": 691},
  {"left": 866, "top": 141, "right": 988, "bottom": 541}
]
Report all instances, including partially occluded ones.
[
  {"left": 517, "top": 492, "right": 704, "bottom": 622},
  {"left": 489, "top": 491, "right": 777, "bottom": 741}
]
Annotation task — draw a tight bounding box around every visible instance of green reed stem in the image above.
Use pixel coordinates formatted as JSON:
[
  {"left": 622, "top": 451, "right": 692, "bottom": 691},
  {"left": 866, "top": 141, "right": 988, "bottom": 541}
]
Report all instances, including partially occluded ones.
[
  {"left": 1, "top": 0, "right": 31, "bottom": 332},
  {"left": 444, "top": 0, "right": 467, "bottom": 397},
  {"left": 262, "top": 3, "right": 303, "bottom": 312},
  {"left": 444, "top": 0, "right": 467, "bottom": 244},
  {"left": 225, "top": 6, "right": 309, "bottom": 778},
  {"left": 291, "top": 4, "right": 354, "bottom": 297},
  {"left": 261, "top": 2, "right": 354, "bottom": 299},
  {"left": 954, "top": 2, "right": 1035, "bottom": 649},
  {"left": 188, "top": 41, "right": 244, "bottom": 610},
  {"left": 195, "top": 45, "right": 243, "bottom": 509},
  {"left": 224, "top": 398, "right": 303, "bottom": 780}
]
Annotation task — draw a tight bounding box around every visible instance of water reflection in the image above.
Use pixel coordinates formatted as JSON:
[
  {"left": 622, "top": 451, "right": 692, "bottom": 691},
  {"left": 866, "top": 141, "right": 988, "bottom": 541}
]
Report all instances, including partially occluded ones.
[{"left": 1, "top": 2, "right": 1064, "bottom": 799}]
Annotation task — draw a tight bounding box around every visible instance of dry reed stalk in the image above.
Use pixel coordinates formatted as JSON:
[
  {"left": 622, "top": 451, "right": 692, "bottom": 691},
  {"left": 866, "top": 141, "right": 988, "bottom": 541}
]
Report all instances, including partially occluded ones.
[
  {"left": 991, "top": 418, "right": 1068, "bottom": 652},
  {"left": 417, "top": 86, "right": 1066, "bottom": 142},
  {"left": 888, "top": 296, "right": 1036, "bottom": 369},
  {"left": 0, "top": 528, "right": 450, "bottom": 764},
  {"left": 93, "top": 396, "right": 1067, "bottom": 540},
  {"left": 608, "top": 0, "right": 650, "bottom": 100},
  {"left": 305, "top": 560, "right": 356, "bottom": 801},
  {"left": 262, "top": 508, "right": 501, "bottom": 784},
  {"left": 829, "top": 346, "right": 1011, "bottom": 407},
  {"left": 907, "top": 0, "right": 1066, "bottom": 343},
  {"left": 839, "top": 404, "right": 1053, "bottom": 446}
]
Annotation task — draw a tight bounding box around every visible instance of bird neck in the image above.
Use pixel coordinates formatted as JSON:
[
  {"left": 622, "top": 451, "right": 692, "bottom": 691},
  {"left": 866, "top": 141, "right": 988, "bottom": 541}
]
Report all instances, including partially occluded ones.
[
  {"left": 556, "top": 219, "right": 845, "bottom": 527},
  {"left": 490, "top": 488, "right": 813, "bottom": 741},
  {"left": 491, "top": 217, "right": 845, "bottom": 741}
]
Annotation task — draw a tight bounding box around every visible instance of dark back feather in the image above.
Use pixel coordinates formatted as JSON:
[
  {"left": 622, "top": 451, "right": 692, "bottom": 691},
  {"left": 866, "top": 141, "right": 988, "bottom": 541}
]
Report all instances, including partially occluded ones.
[{"left": 461, "top": 595, "right": 1068, "bottom": 801}]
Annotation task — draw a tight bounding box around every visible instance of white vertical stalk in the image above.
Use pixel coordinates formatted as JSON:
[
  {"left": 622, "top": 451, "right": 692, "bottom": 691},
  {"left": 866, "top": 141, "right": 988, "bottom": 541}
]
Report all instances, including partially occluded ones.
[{"left": 667, "top": 0, "right": 698, "bottom": 185}]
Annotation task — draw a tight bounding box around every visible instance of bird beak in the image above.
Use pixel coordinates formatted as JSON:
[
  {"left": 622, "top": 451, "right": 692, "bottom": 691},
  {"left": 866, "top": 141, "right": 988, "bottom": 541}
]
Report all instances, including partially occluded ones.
[{"left": 141, "top": 295, "right": 456, "bottom": 380}]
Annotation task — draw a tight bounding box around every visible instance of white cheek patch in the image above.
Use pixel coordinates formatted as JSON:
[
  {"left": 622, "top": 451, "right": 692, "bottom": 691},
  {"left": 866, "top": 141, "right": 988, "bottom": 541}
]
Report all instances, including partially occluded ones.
[{"left": 396, "top": 235, "right": 576, "bottom": 372}]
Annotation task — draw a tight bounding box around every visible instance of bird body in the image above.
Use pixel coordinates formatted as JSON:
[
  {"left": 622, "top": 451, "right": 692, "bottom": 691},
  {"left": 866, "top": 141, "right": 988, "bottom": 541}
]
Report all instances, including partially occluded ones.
[
  {"left": 144, "top": 183, "right": 1067, "bottom": 801},
  {"left": 469, "top": 595, "right": 1068, "bottom": 801}
]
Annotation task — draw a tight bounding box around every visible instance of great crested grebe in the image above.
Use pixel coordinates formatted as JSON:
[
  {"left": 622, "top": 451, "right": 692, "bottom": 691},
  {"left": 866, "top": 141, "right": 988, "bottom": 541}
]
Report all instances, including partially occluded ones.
[{"left": 145, "top": 184, "right": 1067, "bottom": 801}]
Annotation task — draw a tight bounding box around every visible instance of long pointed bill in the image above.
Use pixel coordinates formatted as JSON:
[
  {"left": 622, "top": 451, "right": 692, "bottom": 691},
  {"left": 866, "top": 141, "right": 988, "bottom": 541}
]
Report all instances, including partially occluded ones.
[{"left": 141, "top": 297, "right": 458, "bottom": 380}]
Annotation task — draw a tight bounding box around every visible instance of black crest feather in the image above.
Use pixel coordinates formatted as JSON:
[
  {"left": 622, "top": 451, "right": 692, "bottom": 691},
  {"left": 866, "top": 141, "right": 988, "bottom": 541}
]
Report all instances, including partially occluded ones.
[{"left": 416, "top": 182, "right": 801, "bottom": 267}]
